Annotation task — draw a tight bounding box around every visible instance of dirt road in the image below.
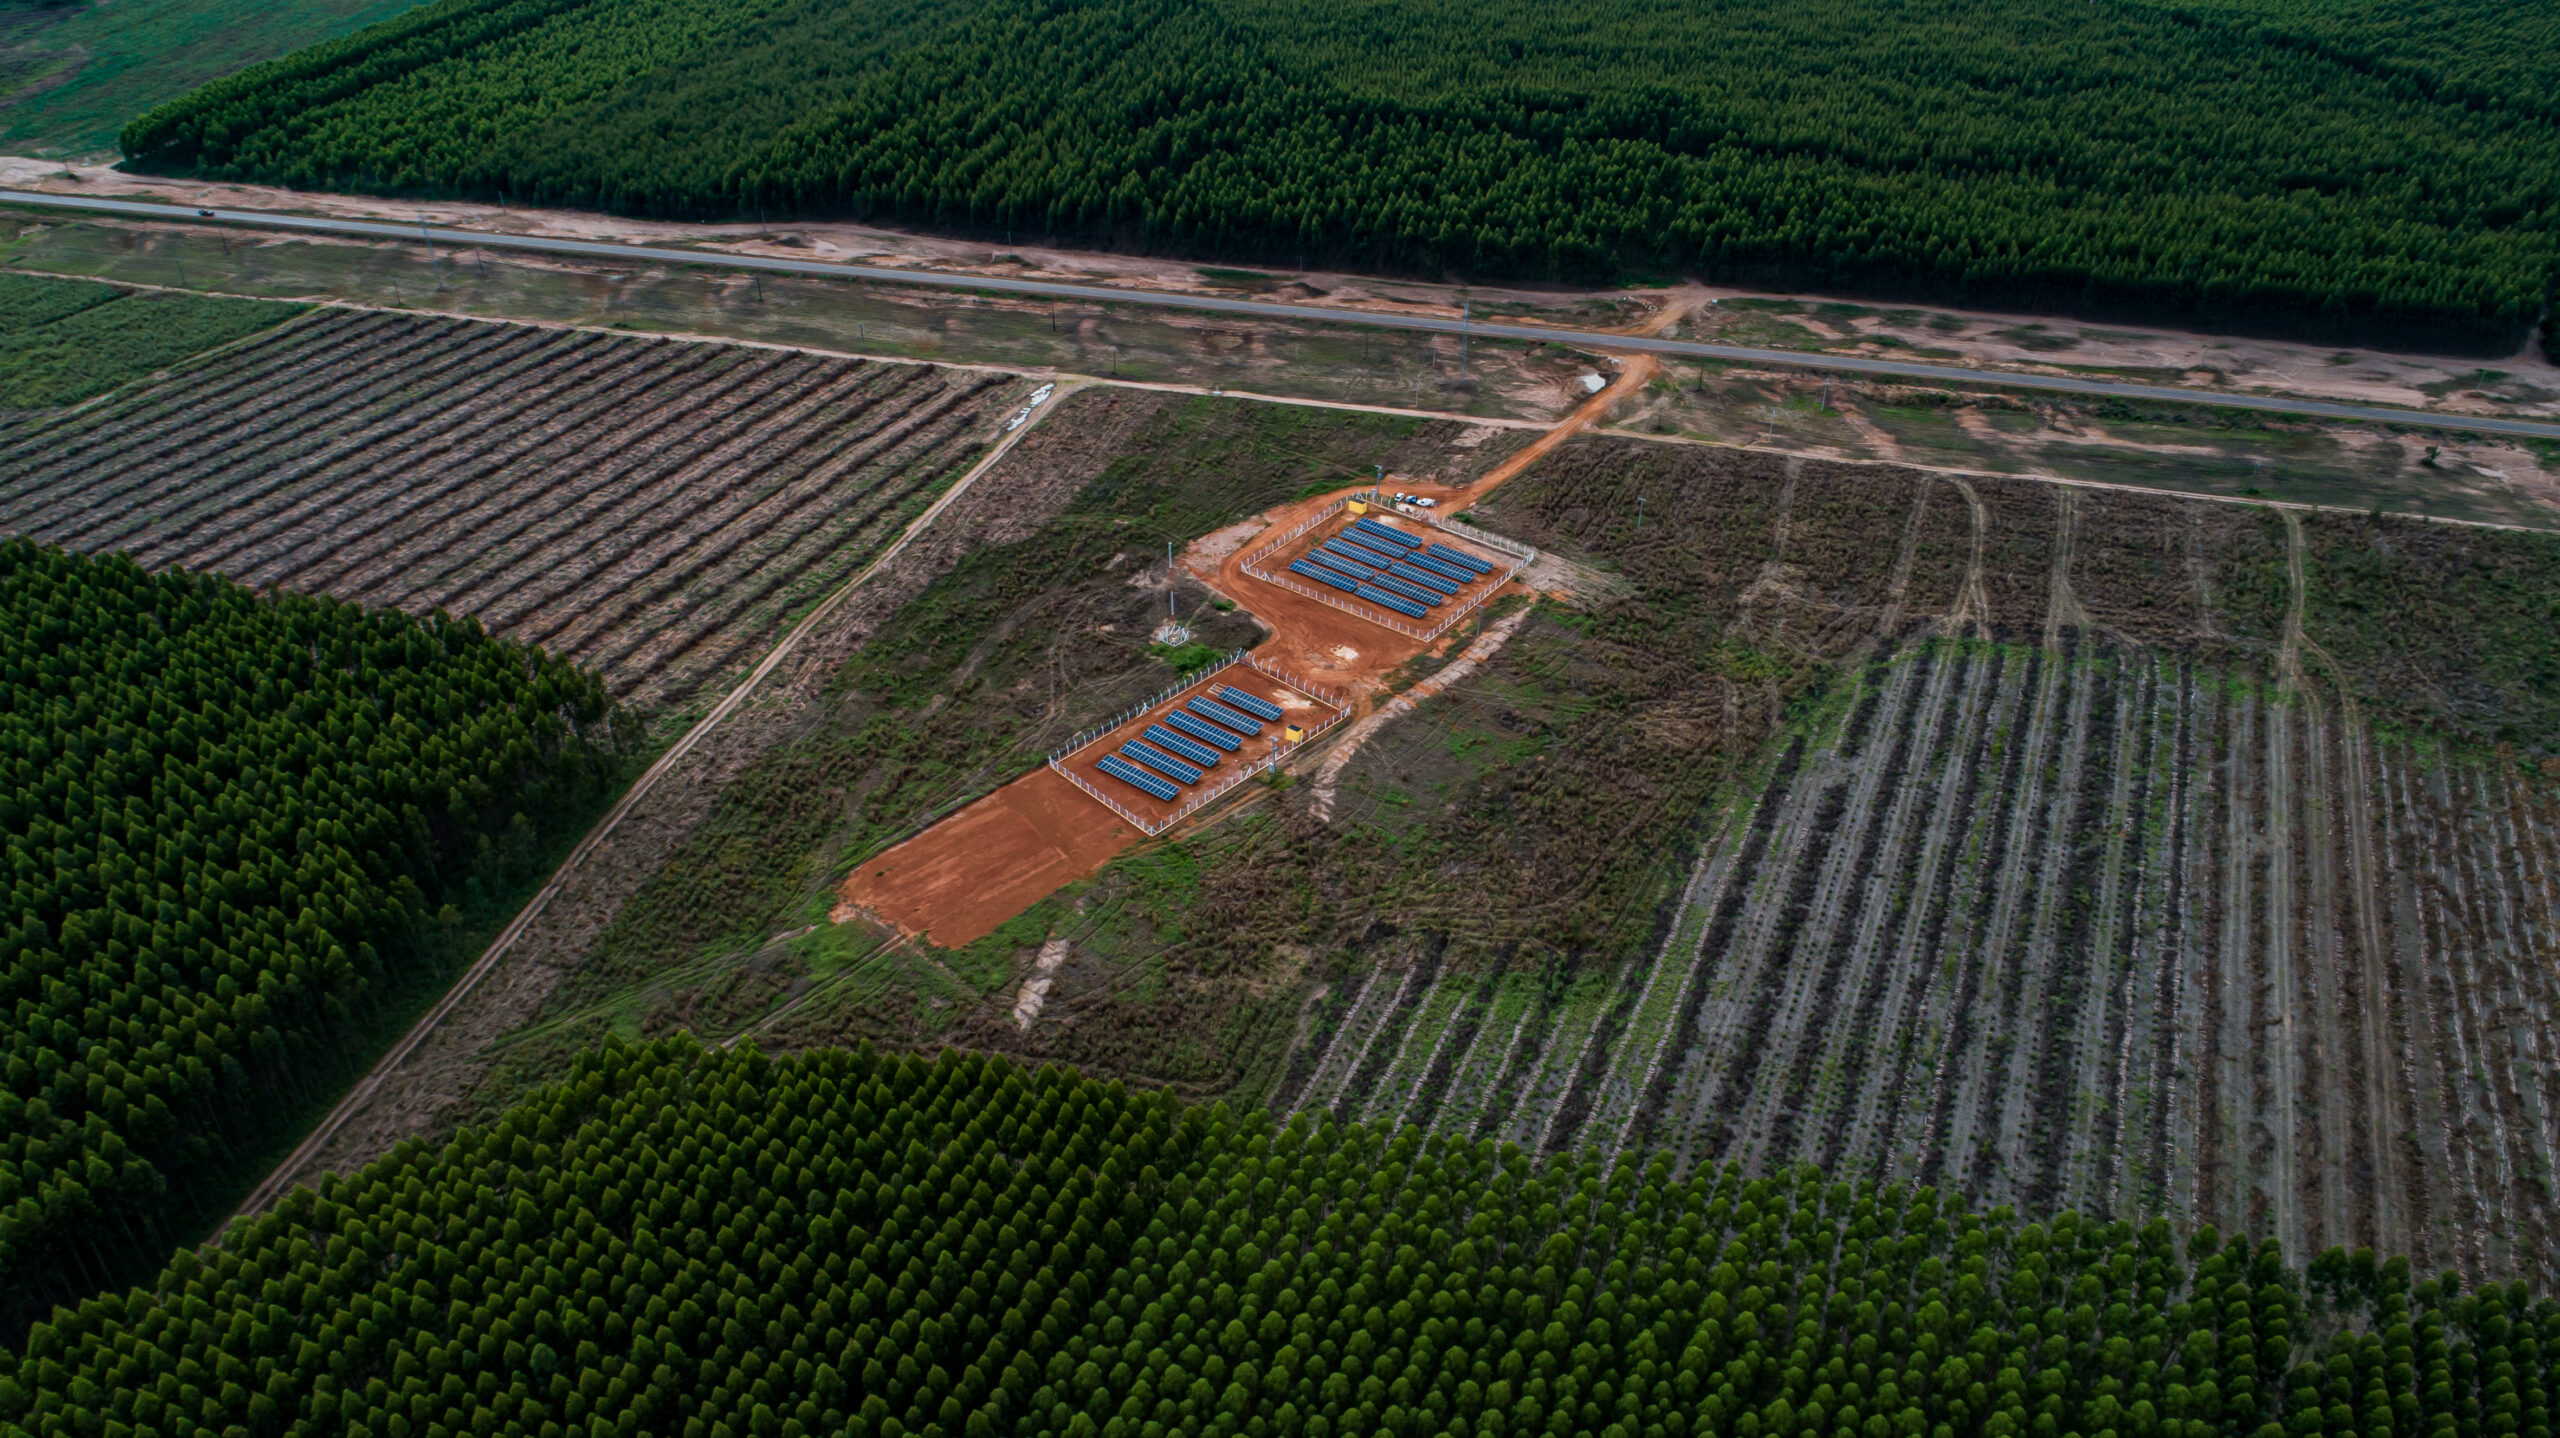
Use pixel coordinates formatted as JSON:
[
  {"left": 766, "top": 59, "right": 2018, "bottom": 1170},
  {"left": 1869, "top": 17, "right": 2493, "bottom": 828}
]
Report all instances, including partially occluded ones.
[{"left": 10, "top": 184, "right": 2556, "bottom": 441}]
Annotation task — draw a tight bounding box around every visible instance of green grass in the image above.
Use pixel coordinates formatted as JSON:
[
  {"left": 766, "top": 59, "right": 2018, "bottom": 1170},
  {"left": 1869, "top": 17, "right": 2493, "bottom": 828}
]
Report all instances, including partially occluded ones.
[
  {"left": 0, "top": 273, "right": 302, "bottom": 407},
  {"left": 0, "top": 0, "right": 428, "bottom": 159}
]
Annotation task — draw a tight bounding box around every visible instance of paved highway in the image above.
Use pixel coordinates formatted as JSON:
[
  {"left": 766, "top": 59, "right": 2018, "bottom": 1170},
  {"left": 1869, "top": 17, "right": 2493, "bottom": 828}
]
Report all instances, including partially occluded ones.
[{"left": 12, "top": 189, "right": 2560, "bottom": 441}]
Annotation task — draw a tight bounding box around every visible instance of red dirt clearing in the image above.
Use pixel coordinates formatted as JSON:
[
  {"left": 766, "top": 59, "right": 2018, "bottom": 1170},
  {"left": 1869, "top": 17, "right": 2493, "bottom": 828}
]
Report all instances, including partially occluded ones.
[
  {"left": 832, "top": 362, "right": 1642, "bottom": 950},
  {"left": 833, "top": 766, "right": 1137, "bottom": 948},
  {"left": 1055, "top": 665, "right": 1345, "bottom": 830}
]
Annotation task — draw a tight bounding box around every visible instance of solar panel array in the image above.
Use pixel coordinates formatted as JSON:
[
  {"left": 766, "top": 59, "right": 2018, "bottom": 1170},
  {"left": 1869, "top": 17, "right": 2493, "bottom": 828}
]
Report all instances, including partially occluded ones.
[
  {"left": 1187, "top": 697, "right": 1264, "bottom": 736},
  {"left": 1217, "top": 686, "right": 1285, "bottom": 722},
  {"left": 1096, "top": 752, "right": 1178, "bottom": 801}
]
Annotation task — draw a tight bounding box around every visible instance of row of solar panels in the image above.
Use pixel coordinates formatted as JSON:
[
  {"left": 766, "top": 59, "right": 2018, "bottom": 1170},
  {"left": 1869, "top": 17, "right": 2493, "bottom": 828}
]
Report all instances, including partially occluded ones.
[{"left": 1097, "top": 683, "right": 1292, "bottom": 800}]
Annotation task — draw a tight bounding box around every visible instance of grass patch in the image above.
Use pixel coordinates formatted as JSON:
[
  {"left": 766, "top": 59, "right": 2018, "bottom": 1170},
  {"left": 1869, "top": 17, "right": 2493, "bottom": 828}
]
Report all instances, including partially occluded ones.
[{"left": 0, "top": 274, "right": 301, "bottom": 408}]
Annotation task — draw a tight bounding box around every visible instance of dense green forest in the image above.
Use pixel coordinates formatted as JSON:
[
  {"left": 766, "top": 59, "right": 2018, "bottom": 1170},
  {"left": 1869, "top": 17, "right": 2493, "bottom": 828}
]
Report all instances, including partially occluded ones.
[
  {"left": 0, "top": 275, "right": 300, "bottom": 410},
  {"left": 0, "top": 541, "right": 631, "bottom": 1337},
  {"left": 5, "top": 1038, "right": 2547, "bottom": 1438},
  {"left": 119, "top": 0, "right": 2560, "bottom": 351}
]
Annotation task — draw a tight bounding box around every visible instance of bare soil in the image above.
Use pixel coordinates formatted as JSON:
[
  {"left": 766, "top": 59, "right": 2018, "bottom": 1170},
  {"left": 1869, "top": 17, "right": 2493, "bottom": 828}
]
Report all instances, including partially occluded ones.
[{"left": 13, "top": 159, "right": 2553, "bottom": 419}]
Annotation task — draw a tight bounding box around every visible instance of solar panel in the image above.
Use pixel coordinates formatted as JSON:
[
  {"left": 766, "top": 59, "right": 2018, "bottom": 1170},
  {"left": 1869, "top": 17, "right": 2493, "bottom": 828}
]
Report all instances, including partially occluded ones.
[
  {"left": 1307, "top": 550, "right": 1376, "bottom": 583},
  {"left": 1289, "top": 560, "right": 1359, "bottom": 594},
  {"left": 1144, "top": 724, "right": 1221, "bottom": 767},
  {"left": 1315, "top": 539, "right": 1383, "bottom": 572},
  {"left": 1403, "top": 554, "right": 1471, "bottom": 586},
  {"left": 1390, "top": 563, "right": 1460, "bottom": 596},
  {"left": 1188, "top": 697, "right": 1264, "bottom": 736},
  {"left": 1354, "top": 584, "right": 1429, "bottom": 619},
  {"left": 1121, "top": 742, "right": 1203, "bottom": 785},
  {"left": 1424, "top": 543, "right": 1494, "bottom": 575},
  {"left": 1351, "top": 518, "right": 1421, "bottom": 550},
  {"left": 1217, "top": 686, "right": 1285, "bottom": 722},
  {"left": 1369, "top": 573, "right": 1442, "bottom": 608},
  {"left": 1336, "top": 535, "right": 1406, "bottom": 568},
  {"left": 1096, "top": 753, "right": 1178, "bottom": 801},
  {"left": 1164, "top": 709, "right": 1243, "bottom": 751}
]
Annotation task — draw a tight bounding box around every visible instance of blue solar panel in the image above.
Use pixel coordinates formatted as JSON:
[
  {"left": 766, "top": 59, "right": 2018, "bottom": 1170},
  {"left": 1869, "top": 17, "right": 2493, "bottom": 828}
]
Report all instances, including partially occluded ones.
[
  {"left": 1405, "top": 552, "right": 1473, "bottom": 584},
  {"left": 1351, "top": 518, "right": 1422, "bottom": 550},
  {"left": 1188, "top": 697, "right": 1264, "bottom": 736},
  {"left": 1424, "top": 543, "right": 1494, "bottom": 575},
  {"left": 1144, "top": 724, "right": 1221, "bottom": 767},
  {"left": 1307, "top": 549, "right": 1376, "bottom": 583},
  {"left": 1316, "top": 539, "right": 1383, "bottom": 572},
  {"left": 1369, "top": 573, "right": 1442, "bottom": 608},
  {"left": 1390, "top": 563, "right": 1460, "bottom": 596},
  {"left": 1096, "top": 753, "right": 1178, "bottom": 801},
  {"left": 1289, "top": 560, "right": 1360, "bottom": 594},
  {"left": 1122, "top": 742, "right": 1203, "bottom": 785},
  {"left": 1336, "top": 535, "right": 1406, "bottom": 568},
  {"left": 1217, "top": 686, "right": 1285, "bottom": 722},
  {"left": 1164, "top": 708, "right": 1242, "bottom": 751},
  {"left": 1355, "top": 584, "right": 1430, "bottom": 619}
]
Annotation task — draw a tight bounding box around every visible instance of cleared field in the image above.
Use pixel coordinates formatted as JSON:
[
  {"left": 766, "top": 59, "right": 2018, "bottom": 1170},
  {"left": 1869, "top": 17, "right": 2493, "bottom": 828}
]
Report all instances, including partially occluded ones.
[
  {"left": 0, "top": 306, "right": 1028, "bottom": 716},
  {"left": 1270, "top": 436, "right": 2560, "bottom": 1289}
]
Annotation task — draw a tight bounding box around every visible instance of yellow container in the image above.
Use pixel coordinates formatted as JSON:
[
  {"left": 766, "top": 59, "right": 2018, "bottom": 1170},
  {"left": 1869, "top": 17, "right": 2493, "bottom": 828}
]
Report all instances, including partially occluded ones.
[
  {"left": 1346, "top": 500, "right": 1367, "bottom": 514},
  {"left": 1284, "top": 724, "right": 1306, "bottom": 744}
]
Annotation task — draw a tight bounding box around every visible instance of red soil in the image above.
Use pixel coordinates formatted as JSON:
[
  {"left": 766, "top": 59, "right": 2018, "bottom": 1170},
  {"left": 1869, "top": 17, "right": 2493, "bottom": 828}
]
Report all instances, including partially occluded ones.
[
  {"left": 1054, "top": 666, "right": 1345, "bottom": 830},
  {"left": 832, "top": 358, "right": 1649, "bottom": 949},
  {"left": 833, "top": 766, "right": 1138, "bottom": 948}
]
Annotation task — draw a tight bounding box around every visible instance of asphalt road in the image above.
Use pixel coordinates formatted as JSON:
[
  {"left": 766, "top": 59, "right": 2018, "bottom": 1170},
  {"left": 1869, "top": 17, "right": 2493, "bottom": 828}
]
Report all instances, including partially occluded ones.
[{"left": 12, "top": 189, "right": 2560, "bottom": 441}]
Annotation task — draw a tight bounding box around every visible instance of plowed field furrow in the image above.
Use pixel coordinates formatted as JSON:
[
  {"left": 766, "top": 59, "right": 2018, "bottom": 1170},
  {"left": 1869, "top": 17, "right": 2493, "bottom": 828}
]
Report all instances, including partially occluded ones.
[
  {"left": 2443, "top": 764, "right": 2521, "bottom": 1283},
  {"left": 1514, "top": 982, "right": 1619, "bottom": 1154},
  {"left": 1937, "top": 646, "right": 2074, "bottom": 1197},
  {"left": 1283, "top": 969, "right": 1384, "bottom": 1119},
  {"left": 1398, "top": 971, "right": 1504, "bottom": 1134},
  {"left": 2147, "top": 662, "right": 2206, "bottom": 1216},
  {"left": 1625, "top": 737, "right": 1809, "bottom": 1166},
  {"left": 318, "top": 345, "right": 734, "bottom": 602},
  {"left": 2202, "top": 689, "right": 2256, "bottom": 1234},
  {"left": 0, "top": 309, "right": 388, "bottom": 487},
  {"left": 446, "top": 353, "right": 846, "bottom": 627},
  {"left": 258, "top": 342, "right": 705, "bottom": 593},
  {"left": 2261, "top": 692, "right": 2309, "bottom": 1257},
  {"left": 1670, "top": 685, "right": 1890, "bottom": 1168},
  {"left": 385, "top": 349, "right": 802, "bottom": 612},
  {"left": 2458, "top": 769, "right": 2557, "bottom": 1278},
  {"left": 1749, "top": 646, "right": 1943, "bottom": 1167},
  {"left": 203, "top": 332, "right": 658, "bottom": 582},
  {"left": 1300, "top": 968, "right": 1419, "bottom": 1120},
  {"left": 30, "top": 319, "right": 518, "bottom": 547},
  {"left": 138, "top": 330, "right": 611, "bottom": 575},
  {"left": 2409, "top": 757, "right": 2496, "bottom": 1279},
  {"left": 595, "top": 414, "right": 990, "bottom": 699},
  {"left": 1809, "top": 641, "right": 1980, "bottom": 1175},
  {"left": 554, "top": 373, "right": 983, "bottom": 671},
  {"left": 516, "top": 364, "right": 937, "bottom": 651},
  {"left": 2372, "top": 745, "right": 2441, "bottom": 1272},
  {"left": 1852, "top": 646, "right": 2008, "bottom": 1179},
  {"left": 1438, "top": 1000, "right": 1533, "bottom": 1143},
  {"left": 2106, "top": 656, "right": 2182, "bottom": 1212},
  {"left": 2063, "top": 655, "right": 2153, "bottom": 1216},
  {"left": 1359, "top": 971, "right": 1465, "bottom": 1126},
  {"left": 2386, "top": 746, "right": 2480, "bottom": 1276},
  {"left": 2299, "top": 696, "right": 2356, "bottom": 1252},
  {"left": 0, "top": 312, "right": 379, "bottom": 496},
  {"left": 1913, "top": 647, "right": 2045, "bottom": 1187},
  {"left": 1984, "top": 646, "right": 2100, "bottom": 1211},
  {"left": 15, "top": 319, "right": 499, "bottom": 547},
  {"left": 1336, "top": 962, "right": 1435, "bottom": 1121},
  {"left": 1576, "top": 766, "right": 1780, "bottom": 1156}
]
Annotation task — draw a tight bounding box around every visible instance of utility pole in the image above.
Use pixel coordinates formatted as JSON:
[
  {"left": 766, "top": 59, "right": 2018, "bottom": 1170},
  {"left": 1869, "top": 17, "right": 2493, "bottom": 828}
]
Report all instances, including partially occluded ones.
[
  {"left": 1635, "top": 494, "right": 1645, "bottom": 530},
  {"left": 419, "top": 213, "right": 445, "bottom": 291}
]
